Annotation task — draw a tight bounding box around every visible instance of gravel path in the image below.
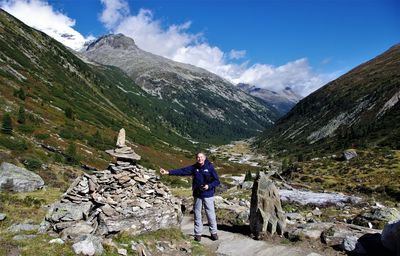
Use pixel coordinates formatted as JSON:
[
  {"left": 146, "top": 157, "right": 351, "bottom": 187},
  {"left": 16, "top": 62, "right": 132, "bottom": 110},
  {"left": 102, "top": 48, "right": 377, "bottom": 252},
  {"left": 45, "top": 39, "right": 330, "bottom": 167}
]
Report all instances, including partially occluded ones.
[{"left": 181, "top": 216, "right": 320, "bottom": 256}]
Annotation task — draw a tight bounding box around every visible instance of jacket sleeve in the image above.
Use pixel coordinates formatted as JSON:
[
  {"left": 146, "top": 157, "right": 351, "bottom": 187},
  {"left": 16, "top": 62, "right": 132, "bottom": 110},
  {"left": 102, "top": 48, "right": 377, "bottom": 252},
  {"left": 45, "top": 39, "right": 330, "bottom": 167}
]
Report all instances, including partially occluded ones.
[
  {"left": 207, "top": 164, "right": 220, "bottom": 189},
  {"left": 169, "top": 165, "right": 195, "bottom": 176}
]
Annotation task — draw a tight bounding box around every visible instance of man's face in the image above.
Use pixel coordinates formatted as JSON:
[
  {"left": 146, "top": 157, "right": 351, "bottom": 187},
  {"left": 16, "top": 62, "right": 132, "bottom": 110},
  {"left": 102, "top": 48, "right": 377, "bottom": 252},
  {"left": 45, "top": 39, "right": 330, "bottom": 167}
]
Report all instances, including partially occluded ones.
[{"left": 196, "top": 153, "right": 206, "bottom": 166}]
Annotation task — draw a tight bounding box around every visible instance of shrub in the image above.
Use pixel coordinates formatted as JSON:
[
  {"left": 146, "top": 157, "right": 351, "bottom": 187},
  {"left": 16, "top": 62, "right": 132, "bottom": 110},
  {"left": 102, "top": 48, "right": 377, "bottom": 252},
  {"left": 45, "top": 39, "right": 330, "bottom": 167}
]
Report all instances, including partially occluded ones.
[
  {"left": 22, "top": 156, "right": 43, "bottom": 171},
  {"left": 1, "top": 113, "right": 12, "bottom": 135},
  {"left": 244, "top": 170, "right": 253, "bottom": 181},
  {"left": 65, "top": 141, "right": 80, "bottom": 165},
  {"left": 18, "top": 124, "right": 35, "bottom": 134},
  {"left": 34, "top": 133, "right": 50, "bottom": 140},
  {"left": 17, "top": 105, "right": 26, "bottom": 124}
]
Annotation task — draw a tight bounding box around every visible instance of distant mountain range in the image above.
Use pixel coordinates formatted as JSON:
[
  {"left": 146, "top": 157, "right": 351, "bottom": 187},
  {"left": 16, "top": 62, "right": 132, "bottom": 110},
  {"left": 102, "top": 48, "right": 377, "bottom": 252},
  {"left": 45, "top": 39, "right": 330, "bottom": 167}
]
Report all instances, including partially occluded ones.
[
  {"left": 0, "top": 9, "right": 283, "bottom": 157},
  {"left": 237, "top": 83, "right": 301, "bottom": 115},
  {"left": 256, "top": 44, "right": 400, "bottom": 154},
  {"left": 80, "top": 34, "right": 281, "bottom": 143}
]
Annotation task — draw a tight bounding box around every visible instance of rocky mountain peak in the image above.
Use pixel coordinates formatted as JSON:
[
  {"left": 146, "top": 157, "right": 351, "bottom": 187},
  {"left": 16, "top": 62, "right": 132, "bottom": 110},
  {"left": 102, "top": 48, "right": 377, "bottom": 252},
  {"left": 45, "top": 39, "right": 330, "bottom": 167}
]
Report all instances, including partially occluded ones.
[{"left": 85, "top": 33, "right": 138, "bottom": 52}]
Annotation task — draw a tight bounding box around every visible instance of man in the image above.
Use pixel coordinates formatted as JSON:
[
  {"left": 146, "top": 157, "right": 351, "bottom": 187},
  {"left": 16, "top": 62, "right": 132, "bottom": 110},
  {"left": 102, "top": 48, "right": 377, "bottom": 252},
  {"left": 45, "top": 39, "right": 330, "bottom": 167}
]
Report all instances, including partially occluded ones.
[{"left": 160, "top": 152, "right": 220, "bottom": 242}]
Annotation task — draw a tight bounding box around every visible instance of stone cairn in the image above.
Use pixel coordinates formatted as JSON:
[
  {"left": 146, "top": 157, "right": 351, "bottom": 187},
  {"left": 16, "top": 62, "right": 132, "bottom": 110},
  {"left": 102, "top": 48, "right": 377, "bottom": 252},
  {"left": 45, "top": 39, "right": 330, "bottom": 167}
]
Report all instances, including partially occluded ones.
[
  {"left": 44, "top": 129, "right": 182, "bottom": 240},
  {"left": 249, "top": 172, "right": 286, "bottom": 239}
]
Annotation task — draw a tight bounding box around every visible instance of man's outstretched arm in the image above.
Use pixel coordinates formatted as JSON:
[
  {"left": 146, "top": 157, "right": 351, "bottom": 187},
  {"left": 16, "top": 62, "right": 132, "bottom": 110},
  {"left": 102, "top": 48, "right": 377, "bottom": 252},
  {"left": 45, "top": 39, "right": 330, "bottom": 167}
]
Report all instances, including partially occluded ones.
[{"left": 160, "top": 165, "right": 194, "bottom": 176}]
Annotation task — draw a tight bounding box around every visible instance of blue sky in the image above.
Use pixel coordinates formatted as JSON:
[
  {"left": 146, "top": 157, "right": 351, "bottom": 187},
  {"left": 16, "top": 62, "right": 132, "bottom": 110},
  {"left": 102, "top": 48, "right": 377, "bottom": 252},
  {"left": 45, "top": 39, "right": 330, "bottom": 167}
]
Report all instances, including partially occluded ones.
[{"left": 1, "top": 0, "right": 399, "bottom": 96}]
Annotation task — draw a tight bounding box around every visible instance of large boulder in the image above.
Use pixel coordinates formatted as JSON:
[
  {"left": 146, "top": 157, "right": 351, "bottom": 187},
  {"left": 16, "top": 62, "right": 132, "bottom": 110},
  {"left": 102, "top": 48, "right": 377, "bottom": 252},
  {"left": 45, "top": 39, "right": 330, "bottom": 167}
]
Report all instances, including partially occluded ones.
[
  {"left": 353, "top": 207, "right": 400, "bottom": 229},
  {"left": 0, "top": 162, "right": 44, "bottom": 192},
  {"left": 249, "top": 172, "right": 285, "bottom": 238}
]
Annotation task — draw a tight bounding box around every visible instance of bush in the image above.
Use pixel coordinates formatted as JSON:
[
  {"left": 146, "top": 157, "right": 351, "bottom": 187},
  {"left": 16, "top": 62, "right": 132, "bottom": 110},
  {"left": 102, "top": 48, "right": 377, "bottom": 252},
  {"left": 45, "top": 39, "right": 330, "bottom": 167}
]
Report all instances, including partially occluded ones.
[
  {"left": 22, "top": 156, "right": 43, "bottom": 171},
  {"left": 0, "top": 135, "right": 28, "bottom": 151},
  {"left": 17, "top": 124, "right": 35, "bottom": 134},
  {"left": 244, "top": 170, "right": 253, "bottom": 181},
  {"left": 34, "top": 133, "right": 50, "bottom": 140},
  {"left": 1, "top": 113, "right": 12, "bottom": 135},
  {"left": 65, "top": 141, "right": 80, "bottom": 165}
]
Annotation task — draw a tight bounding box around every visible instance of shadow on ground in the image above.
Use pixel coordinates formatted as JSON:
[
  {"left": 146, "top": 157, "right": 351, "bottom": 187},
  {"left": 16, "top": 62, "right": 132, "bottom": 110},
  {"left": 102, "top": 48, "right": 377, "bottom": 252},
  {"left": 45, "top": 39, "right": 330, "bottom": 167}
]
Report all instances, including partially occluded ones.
[{"left": 346, "top": 233, "right": 394, "bottom": 256}]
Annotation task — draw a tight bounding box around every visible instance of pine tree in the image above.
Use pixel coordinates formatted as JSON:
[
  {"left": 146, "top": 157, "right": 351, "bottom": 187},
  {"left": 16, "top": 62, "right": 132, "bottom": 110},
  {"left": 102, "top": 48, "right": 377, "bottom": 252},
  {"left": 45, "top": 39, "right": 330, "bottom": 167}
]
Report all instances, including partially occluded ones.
[
  {"left": 244, "top": 170, "right": 253, "bottom": 181},
  {"left": 65, "top": 141, "right": 80, "bottom": 164},
  {"left": 1, "top": 113, "right": 13, "bottom": 135},
  {"left": 17, "top": 105, "right": 26, "bottom": 124},
  {"left": 65, "top": 107, "right": 74, "bottom": 120}
]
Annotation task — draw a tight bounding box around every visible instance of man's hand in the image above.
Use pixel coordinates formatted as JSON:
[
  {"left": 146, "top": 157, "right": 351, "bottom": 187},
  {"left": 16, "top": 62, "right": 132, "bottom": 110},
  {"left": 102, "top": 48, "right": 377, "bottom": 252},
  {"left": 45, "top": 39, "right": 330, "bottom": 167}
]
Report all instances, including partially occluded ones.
[
  {"left": 160, "top": 168, "right": 169, "bottom": 175},
  {"left": 202, "top": 184, "right": 209, "bottom": 190}
]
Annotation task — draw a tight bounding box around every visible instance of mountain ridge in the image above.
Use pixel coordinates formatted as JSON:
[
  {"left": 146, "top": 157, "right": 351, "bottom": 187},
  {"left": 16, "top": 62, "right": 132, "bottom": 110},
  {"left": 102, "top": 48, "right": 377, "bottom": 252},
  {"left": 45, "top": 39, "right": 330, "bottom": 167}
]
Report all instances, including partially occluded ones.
[
  {"left": 237, "top": 83, "right": 301, "bottom": 115},
  {"left": 80, "top": 33, "right": 280, "bottom": 142},
  {"left": 256, "top": 43, "right": 400, "bottom": 154}
]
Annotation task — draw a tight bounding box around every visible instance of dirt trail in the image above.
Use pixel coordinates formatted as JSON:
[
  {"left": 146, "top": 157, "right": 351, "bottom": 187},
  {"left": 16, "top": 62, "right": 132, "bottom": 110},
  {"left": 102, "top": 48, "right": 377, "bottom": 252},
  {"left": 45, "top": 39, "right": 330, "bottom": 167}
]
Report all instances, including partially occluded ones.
[{"left": 181, "top": 216, "right": 321, "bottom": 256}]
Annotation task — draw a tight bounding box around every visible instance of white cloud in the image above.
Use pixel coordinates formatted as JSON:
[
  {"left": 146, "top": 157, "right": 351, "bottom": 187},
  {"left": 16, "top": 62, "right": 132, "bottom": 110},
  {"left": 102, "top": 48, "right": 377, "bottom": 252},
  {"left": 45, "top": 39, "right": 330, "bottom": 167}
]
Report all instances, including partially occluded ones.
[
  {"left": 111, "top": 6, "right": 337, "bottom": 96},
  {"left": 0, "top": 0, "right": 339, "bottom": 96},
  {"left": 229, "top": 49, "right": 246, "bottom": 60},
  {"left": 233, "top": 59, "right": 336, "bottom": 96},
  {"left": 0, "top": 0, "right": 93, "bottom": 50},
  {"left": 99, "top": 0, "right": 129, "bottom": 29}
]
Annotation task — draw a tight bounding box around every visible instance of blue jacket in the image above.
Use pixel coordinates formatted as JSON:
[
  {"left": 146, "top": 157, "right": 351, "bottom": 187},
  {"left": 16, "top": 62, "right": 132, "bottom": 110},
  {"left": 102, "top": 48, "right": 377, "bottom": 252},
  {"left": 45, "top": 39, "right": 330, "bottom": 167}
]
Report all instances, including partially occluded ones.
[{"left": 169, "top": 159, "right": 220, "bottom": 198}]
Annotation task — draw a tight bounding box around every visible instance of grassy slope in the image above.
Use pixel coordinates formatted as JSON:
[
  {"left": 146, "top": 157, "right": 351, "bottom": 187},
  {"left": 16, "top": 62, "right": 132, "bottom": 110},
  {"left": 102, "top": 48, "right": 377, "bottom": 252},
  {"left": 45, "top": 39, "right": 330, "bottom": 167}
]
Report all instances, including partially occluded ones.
[{"left": 257, "top": 44, "right": 400, "bottom": 155}]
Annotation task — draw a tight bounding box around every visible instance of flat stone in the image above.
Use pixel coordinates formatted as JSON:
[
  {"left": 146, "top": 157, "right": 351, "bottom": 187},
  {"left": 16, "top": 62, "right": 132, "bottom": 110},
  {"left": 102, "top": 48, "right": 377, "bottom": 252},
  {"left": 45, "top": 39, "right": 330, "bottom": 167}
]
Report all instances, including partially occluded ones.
[
  {"left": 0, "top": 213, "right": 6, "bottom": 221},
  {"left": 13, "top": 234, "right": 37, "bottom": 240},
  {"left": 61, "top": 221, "right": 94, "bottom": 240},
  {"left": 72, "top": 234, "right": 103, "bottom": 256},
  {"left": 117, "top": 248, "right": 127, "bottom": 255},
  {"left": 8, "top": 223, "right": 40, "bottom": 233}
]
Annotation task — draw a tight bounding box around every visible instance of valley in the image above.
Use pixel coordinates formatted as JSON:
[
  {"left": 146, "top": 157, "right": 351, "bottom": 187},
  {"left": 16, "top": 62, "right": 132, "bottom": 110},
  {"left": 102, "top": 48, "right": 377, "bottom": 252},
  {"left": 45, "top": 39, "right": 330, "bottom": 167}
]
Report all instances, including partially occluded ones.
[{"left": 0, "top": 8, "right": 399, "bottom": 256}]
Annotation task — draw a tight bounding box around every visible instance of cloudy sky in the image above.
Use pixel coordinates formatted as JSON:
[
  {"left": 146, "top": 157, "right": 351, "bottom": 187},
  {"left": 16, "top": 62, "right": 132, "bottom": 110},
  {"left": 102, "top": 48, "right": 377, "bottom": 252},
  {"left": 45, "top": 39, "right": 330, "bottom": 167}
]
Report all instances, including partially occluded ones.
[{"left": 1, "top": 0, "right": 399, "bottom": 96}]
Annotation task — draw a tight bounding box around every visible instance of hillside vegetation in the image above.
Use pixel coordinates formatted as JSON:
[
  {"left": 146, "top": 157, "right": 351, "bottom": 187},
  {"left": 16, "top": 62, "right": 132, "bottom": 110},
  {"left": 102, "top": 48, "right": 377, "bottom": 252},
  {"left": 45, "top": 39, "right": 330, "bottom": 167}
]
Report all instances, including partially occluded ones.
[{"left": 257, "top": 44, "right": 400, "bottom": 156}]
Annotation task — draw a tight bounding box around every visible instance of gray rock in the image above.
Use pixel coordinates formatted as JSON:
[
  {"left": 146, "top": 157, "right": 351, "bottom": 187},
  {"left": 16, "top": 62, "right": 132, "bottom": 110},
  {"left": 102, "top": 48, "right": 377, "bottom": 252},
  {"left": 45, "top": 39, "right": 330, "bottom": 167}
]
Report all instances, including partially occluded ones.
[
  {"left": 343, "top": 149, "right": 357, "bottom": 160},
  {"left": 116, "top": 128, "right": 126, "bottom": 148},
  {"left": 46, "top": 202, "right": 92, "bottom": 222},
  {"left": 381, "top": 219, "right": 400, "bottom": 255},
  {"left": 12, "top": 234, "right": 37, "bottom": 240},
  {"left": 249, "top": 172, "right": 285, "bottom": 238},
  {"left": 353, "top": 207, "right": 400, "bottom": 229},
  {"left": 287, "top": 222, "right": 334, "bottom": 241},
  {"left": 38, "top": 220, "right": 51, "bottom": 234},
  {"left": 0, "top": 162, "right": 44, "bottom": 192},
  {"left": 105, "top": 148, "right": 141, "bottom": 162},
  {"left": 241, "top": 181, "right": 253, "bottom": 190},
  {"left": 0, "top": 213, "right": 6, "bottom": 221},
  {"left": 72, "top": 234, "right": 103, "bottom": 256},
  {"left": 49, "top": 238, "right": 65, "bottom": 244},
  {"left": 61, "top": 221, "right": 94, "bottom": 240},
  {"left": 342, "top": 235, "right": 358, "bottom": 252},
  {"left": 279, "top": 189, "right": 361, "bottom": 207},
  {"left": 117, "top": 248, "right": 128, "bottom": 255},
  {"left": 285, "top": 212, "right": 305, "bottom": 222},
  {"left": 8, "top": 223, "right": 40, "bottom": 233}
]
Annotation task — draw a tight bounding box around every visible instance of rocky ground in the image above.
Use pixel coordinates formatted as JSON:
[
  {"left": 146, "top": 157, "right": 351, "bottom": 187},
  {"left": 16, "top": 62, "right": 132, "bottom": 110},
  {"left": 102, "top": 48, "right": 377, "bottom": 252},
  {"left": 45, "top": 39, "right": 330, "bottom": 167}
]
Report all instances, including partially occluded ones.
[{"left": 1, "top": 139, "right": 399, "bottom": 255}]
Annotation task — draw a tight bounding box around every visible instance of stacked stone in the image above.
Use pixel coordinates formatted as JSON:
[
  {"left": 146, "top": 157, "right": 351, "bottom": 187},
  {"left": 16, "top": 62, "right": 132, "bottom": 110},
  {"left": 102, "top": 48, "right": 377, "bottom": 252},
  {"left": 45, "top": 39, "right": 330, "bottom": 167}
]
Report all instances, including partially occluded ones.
[{"left": 45, "top": 146, "right": 182, "bottom": 240}]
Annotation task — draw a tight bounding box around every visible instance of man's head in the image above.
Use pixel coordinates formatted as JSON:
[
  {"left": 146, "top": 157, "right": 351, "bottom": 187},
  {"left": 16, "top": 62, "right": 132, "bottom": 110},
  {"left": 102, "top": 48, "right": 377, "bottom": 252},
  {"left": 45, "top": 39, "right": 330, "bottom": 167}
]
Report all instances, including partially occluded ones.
[{"left": 196, "top": 152, "right": 206, "bottom": 166}]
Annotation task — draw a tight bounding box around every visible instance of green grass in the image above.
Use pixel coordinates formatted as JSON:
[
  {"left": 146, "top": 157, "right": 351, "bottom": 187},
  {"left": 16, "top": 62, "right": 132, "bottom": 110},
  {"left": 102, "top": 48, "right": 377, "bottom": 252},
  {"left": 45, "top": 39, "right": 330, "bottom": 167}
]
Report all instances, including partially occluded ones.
[{"left": 289, "top": 149, "right": 400, "bottom": 202}]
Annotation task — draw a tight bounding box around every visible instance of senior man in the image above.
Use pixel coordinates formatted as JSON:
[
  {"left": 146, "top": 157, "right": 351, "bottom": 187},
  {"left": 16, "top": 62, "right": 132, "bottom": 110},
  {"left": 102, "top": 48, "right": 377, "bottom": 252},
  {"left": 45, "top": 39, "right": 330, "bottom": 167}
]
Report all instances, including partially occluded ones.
[{"left": 160, "top": 152, "right": 220, "bottom": 242}]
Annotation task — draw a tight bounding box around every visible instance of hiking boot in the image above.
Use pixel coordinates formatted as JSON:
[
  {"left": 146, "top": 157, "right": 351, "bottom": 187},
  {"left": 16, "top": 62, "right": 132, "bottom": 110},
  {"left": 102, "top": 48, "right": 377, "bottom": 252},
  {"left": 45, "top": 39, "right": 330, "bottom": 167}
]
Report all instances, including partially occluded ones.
[
  {"left": 194, "top": 235, "right": 202, "bottom": 242},
  {"left": 211, "top": 233, "right": 219, "bottom": 241}
]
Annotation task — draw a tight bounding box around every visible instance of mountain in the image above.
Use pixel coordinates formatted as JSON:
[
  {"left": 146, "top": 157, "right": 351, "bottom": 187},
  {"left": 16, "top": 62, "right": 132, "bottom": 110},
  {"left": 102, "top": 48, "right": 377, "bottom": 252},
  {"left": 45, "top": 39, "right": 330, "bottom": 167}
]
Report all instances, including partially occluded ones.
[
  {"left": 237, "top": 83, "right": 301, "bottom": 115},
  {"left": 0, "top": 8, "right": 212, "bottom": 164},
  {"left": 256, "top": 44, "right": 400, "bottom": 154},
  {"left": 81, "top": 34, "right": 280, "bottom": 142}
]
